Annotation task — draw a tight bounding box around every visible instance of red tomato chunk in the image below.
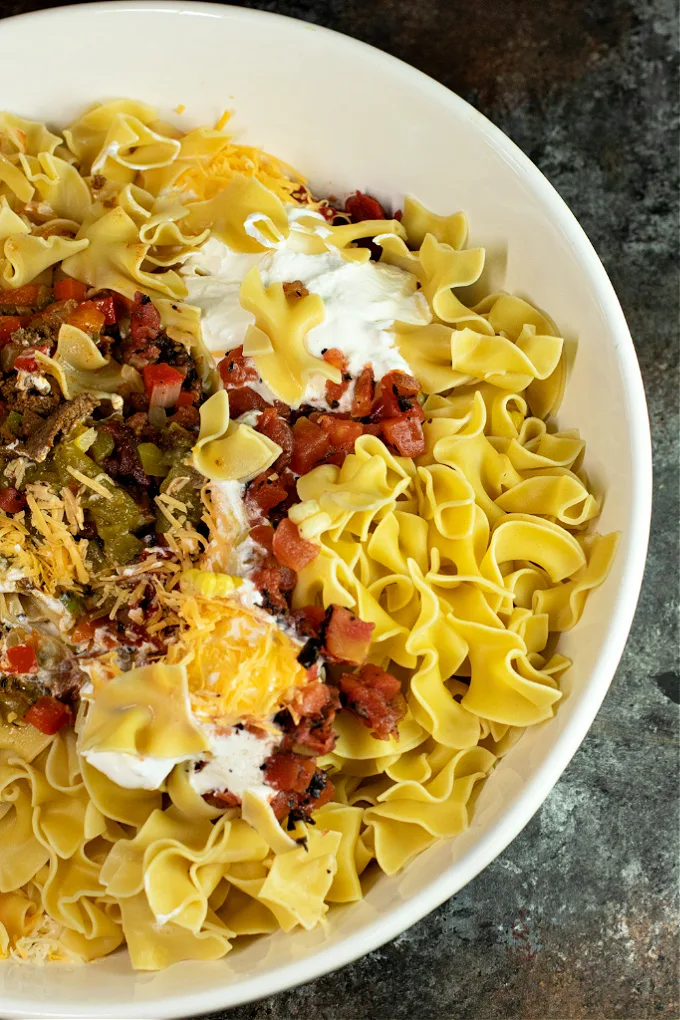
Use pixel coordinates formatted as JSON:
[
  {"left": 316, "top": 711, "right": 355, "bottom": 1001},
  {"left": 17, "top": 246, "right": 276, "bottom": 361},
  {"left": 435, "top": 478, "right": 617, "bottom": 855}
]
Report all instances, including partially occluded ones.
[
  {"left": 130, "top": 292, "right": 161, "bottom": 344},
  {"left": 381, "top": 414, "right": 426, "bottom": 457},
  {"left": 24, "top": 696, "right": 72, "bottom": 735},
  {"left": 322, "top": 348, "right": 350, "bottom": 406},
  {"left": 0, "top": 316, "right": 22, "bottom": 345},
  {"left": 264, "top": 751, "right": 316, "bottom": 794},
  {"left": 272, "top": 518, "right": 319, "bottom": 571},
  {"left": 0, "top": 487, "right": 26, "bottom": 513},
  {"left": 249, "top": 523, "right": 275, "bottom": 553},
  {"left": 290, "top": 417, "right": 331, "bottom": 475},
  {"left": 317, "top": 415, "right": 363, "bottom": 454},
  {"left": 53, "top": 278, "right": 87, "bottom": 302},
  {"left": 338, "top": 663, "right": 406, "bottom": 741},
  {"left": 227, "top": 386, "right": 270, "bottom": 417},
  {"left": 143, "top": 363, "right": 185, "bottom": 408},
  {"left": 218, "top": 346, "right": 259, "bottom": 389},
  {"left": 246, "top": 471, "right": 292, "bottom": 518},
  {"left": 324, "top": 605, "right": 375, "bottom": 665},
  {"left": 256, "top": 408, "right": 294, "bottom": 467},
  {"left": 5, "top": 644, "right": 38, "bottom": 674},
  {"left": 91, "top": 294, "right": 117, "bottom": 325},
  {"left": 351, "top": 365, "right": 375, "bottom": 417},
  {"left": 373, "top": 370, "right": 422, "bottom": 420},
  {"left": 14, "top": 345, "right": 50, "bottom": 372},
  {"left": 344, "top": 192, "right": 387, "bottom": 221}
]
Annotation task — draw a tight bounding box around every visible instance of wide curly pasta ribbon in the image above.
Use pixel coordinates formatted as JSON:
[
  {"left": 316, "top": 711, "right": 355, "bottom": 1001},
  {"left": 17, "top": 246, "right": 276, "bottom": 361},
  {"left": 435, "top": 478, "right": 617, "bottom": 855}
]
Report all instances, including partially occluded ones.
[
  {"left": 0, "top": 111, "right": 620, "bottom": 969},
  {"left": 239, "top": 265, "right": 336, "bottom": 406},
  {"left": 193, "top": 390, "right": 282, "bottom": 482}
]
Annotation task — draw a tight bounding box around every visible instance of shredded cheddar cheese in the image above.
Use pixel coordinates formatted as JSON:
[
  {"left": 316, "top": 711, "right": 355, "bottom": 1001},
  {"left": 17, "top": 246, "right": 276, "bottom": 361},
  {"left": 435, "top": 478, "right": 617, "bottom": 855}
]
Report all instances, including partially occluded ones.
[
  {"left": 65, "top": 467, "right": 113, "bottom": 499},
  {"left": 165, "top": 592, "right": 307, "bottom": 725},
  {"left": 173, "top": 114, "right": 313, "bottom": 206}
]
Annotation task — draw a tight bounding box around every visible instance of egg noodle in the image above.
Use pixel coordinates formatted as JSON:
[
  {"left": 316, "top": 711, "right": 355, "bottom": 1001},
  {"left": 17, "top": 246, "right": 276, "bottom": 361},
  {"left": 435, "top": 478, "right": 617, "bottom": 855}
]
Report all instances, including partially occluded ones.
[{"left": 0, "top": 102, "right": 617, "bottom": 969}]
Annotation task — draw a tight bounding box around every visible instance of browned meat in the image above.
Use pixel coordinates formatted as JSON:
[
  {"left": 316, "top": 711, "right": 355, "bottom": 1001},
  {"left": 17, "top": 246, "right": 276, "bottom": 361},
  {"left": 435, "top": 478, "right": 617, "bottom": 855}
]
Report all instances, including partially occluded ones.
[
  {"left": 16, "top": 393, "right": 100, "bottom": 462},
  {"left": 282, "top": 280, "right": 310, "bottom": 298},
  {"left": 99, "top": 418, "right": 149, "bottom": 486},
  {"left": 0, "top": 376, "right": 62, "bottom": 417}
]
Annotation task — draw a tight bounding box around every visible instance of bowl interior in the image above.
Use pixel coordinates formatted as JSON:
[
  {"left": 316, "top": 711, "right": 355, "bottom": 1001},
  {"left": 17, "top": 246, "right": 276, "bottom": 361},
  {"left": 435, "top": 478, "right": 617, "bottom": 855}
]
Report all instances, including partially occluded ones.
[{"left": 0, "top": 4, "right": 650, "bottom": 1017}]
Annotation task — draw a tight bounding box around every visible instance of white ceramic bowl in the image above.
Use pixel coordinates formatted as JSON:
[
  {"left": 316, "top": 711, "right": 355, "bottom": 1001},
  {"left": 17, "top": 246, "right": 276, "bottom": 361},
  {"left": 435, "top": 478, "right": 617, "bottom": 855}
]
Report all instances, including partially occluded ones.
[{"left": 0, "top": 3, "right": 651, "bottom": 1017}]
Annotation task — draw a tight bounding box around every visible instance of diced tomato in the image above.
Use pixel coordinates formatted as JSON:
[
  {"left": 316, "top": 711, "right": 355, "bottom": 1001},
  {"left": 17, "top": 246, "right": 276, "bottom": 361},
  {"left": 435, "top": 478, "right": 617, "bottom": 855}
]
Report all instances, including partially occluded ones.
[
  {"left": 289, "top": 682, "right": 332, "bottom": 718},
  {"left": 0, "top": 284, "right": 42, "bottom": 307},
  {"left": 53, "top": 278, "right": 87, "bottom": 302},
  {"left": 323, "top": 605, "right": 375, "bottom": 665},
  {"left": 277, "top": 562, "right": 297, "bottom": 591},
  {"left": 317, "top": 415, "right": 363, "bottom": 454},
  {"left": 322, "top": 348, "right": 350, "bottom": 406},
  {"left": 91, "top": 294, "right": 117, "bottom": 325},
  {"left": 344, "top": 192, "right": 387, "bottom": 221},
  {"left": 130, "top": 292, "right": 161, "bottom": 344},
  {"left": 143, "top": 363, "right": 185, "bottom": 409},
  {"left": 292, "top": 605, "right": 327, "bottom": 637},
  {"left": 209, "top": 789, "right": 241, "bottom": 807},
  {"left": 264, "top": 751, "right": 317, "bottom": 794},
  {"left": 175, "top": 390, "right": 197, "bottom": 408},
  {"left": 0, "top": 486, "right": 26, "bottom": 513},
  {"left": 227, "top": 386, "right": 271, "bottom": 417},
  {"left": 249, "top": 523, "right": 275, "bottom": 553},
  {"left": 67, "top": 300, "right": 106, "bottom": 335},
  {"left": 0, "top": 316, "right": 22, "bottom": 345},
  {"left": 245, "top": 471, "right": 291, "bottom": 518},
  {"left": 255, "top": 407, "right": 294, "bottom": 468},
  {"left": 338, "top": 663, "right": 406, "bottom": 741},
  {"left": 14, "top": 345, "right": 50, "bottom": 372},
  {"left": 70, "top": 619, "right": 97, "bottom": 645},
  {"left": 381, "top": 414, "right": 426, "bottom": 457},
  {"left": 24, "top": 696, "right": 72, "bottom": 735},
  {"left": 218, "top": 346, "right": 259, "bottom": 389},
  {"left": 5, "top": 644, "right": 38, "bottom": 674},
  {"left": 286, "top": 682, "right": 340, "bottom": 755},
  {"left": 290, "top": 417, "right": 331, "bottom": 475},
  {"left": 351, "top": 365, "right": 375, "bottom": 417},
  {"left": 250, "top": 561, "right": 292, "bottom": 611},
  {"left": 373, "top": 370, "right": 422, "bottom": 420},
  {"left": 273, "top": 517, "right": 319, "bottom": 571}
]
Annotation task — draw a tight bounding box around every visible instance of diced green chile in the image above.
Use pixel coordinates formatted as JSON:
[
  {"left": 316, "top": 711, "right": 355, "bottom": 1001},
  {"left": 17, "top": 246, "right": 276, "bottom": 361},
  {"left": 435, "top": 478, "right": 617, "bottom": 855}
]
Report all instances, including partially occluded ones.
[
  {"left": 156, "top": 459, "right": 204, "bottom": 534},
  {"left": 89, "top": 429, "right": 116, "bottom": 466},
  {"left": 52, "top": 442, "right": 149, "bottom": 564},
  {"left": 137, "top": 443, "right": 169, "bottom": 477}
]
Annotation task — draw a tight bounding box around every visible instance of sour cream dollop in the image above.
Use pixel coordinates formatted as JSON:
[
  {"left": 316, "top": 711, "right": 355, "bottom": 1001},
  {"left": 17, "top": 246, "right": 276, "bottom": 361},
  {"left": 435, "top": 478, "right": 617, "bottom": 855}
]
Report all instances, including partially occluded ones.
[{"left": 182, "top": 204, "right": 431, "bottom": 407}]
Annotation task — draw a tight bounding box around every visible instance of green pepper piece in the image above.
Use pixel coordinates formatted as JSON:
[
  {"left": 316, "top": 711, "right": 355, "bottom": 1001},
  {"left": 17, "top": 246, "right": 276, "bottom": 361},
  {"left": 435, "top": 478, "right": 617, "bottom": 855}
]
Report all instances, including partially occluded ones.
[
  {"left": 156, "top": 460, "right": 204, "bottom": 535},
  {"left": 102, "top": 532, "right": 144, "bottom": 563},
  {"left": 59, "top": 593, "right": 83, "bottom": 617},
  {"left": 137, "top": 442, "right": 169, "bottom": 477},
  {"left": 52, "top": 442, "right": 150, "bottom": 564},
  {"left": 5, "top": 411, "right": 22, "bottom": 436},
  {"left": 89, "top": 429, "right": 115, "bottom": 466}
]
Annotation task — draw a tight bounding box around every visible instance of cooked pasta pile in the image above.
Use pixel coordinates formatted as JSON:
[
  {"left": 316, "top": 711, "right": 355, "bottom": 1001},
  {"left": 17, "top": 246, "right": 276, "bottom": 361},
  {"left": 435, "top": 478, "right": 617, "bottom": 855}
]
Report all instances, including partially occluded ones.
[{"left": 0, "top": 101, "right": 617, "bottom": 970}]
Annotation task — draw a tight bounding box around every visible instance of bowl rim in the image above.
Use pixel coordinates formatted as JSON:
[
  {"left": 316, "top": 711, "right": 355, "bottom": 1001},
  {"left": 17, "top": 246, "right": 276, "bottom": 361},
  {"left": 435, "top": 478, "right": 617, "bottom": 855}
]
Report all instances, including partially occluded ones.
[{"left": 0, "top": 2, "right": 653, "bottom": 1017}]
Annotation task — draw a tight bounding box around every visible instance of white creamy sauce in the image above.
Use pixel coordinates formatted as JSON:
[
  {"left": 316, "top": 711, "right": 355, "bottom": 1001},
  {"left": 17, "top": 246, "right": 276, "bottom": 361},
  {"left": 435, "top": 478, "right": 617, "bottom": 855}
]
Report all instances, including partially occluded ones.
[
  {"left": 209, "top": 478, "right": 249, "bottom": 535},
  {"left": 188, "top": 723, "right": 279, "bottom": 800},
  {"left": 204, "top": 479, "right": 263, "bottom": 606},
  {"left": 0, "top": 566, "right": 25, "bottom": 593},
  {"left": 81, "top": 749, "right": 191, "bottom": 790},
  {"left": 16, "top": 371, "right": 51, "bottom": 394},
  {"left": 182, "top": 202, "right": 431, "bottom": 406}
]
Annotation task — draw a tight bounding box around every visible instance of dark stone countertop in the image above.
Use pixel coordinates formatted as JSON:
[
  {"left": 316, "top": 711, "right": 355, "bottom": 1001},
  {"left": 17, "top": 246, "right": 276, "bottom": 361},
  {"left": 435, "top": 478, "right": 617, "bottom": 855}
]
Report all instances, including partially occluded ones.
[{"left": 1, "top": 1, "right": 677, "bottom": 1017}]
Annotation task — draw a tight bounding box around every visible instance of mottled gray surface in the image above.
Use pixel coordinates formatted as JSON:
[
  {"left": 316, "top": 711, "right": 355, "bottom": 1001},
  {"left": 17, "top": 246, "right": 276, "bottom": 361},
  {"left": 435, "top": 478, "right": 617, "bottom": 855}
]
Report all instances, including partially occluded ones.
[{"left": 3, "top": 0, "right": 678, "bottom": 1017}]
